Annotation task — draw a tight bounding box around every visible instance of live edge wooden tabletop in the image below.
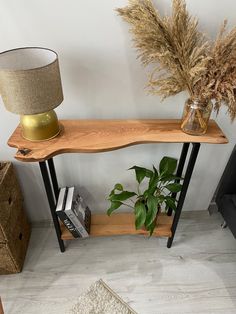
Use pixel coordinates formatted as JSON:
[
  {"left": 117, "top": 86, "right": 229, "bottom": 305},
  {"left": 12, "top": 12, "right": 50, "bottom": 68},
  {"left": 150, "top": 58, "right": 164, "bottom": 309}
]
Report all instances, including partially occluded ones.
[{"left": 7, "top": 119, "right": 228, "bottom": 162}]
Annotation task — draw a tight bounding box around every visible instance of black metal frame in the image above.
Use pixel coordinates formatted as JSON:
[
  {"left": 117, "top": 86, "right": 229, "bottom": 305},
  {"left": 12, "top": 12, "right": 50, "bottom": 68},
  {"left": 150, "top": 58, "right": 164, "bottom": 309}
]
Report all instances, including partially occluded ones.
[
  {"left": 39, "top": 142, "right": 201, "bottom": 252},
  {"left": 167, "top": 143, "right": 200, "bottom": 248},
  {"left": 167, "top": 143, "right": 190, "bottom": 217},
  {"left": 39, "top": 159, "right": 65, "bottom": 252}
]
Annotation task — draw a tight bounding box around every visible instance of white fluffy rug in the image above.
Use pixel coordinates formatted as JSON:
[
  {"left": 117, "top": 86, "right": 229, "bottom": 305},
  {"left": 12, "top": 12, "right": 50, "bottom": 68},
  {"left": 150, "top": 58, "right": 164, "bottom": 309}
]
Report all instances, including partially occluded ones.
[{"left": 69, "top": 279, "right": 137, "bottom": 314}]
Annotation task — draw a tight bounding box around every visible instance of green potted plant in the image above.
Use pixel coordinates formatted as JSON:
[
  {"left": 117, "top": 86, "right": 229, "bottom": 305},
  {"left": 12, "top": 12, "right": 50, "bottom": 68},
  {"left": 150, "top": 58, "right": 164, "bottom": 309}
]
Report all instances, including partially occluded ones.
[{"left": 107, "top": 156, "right": 182, "bottom": 235}]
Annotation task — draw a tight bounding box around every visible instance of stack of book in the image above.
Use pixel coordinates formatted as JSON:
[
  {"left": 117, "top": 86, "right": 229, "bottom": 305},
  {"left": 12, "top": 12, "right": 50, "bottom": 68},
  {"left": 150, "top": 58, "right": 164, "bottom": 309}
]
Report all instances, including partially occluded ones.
[{"left": 56, "top": 187, "right": 91, "bottom": 238}]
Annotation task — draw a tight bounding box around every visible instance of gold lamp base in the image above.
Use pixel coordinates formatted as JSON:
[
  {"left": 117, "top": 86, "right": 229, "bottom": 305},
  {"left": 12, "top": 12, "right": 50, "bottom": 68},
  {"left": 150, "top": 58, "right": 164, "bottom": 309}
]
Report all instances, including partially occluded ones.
[{"left": 20, "top": 110, "right": 60, "bottom": 141}]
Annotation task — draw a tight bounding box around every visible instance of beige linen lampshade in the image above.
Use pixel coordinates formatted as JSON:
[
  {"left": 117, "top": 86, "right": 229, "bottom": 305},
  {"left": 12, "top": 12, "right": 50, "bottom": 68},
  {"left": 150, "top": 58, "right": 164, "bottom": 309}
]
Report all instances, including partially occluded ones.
[{"left": 0, "top": 47, "right": 64, "bottom": 141}]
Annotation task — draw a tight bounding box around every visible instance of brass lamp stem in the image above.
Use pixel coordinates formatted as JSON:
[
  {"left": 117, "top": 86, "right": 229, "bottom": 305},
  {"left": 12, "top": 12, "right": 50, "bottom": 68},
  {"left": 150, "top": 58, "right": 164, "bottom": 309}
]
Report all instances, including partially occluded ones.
[{"left": 20, "top": 110, "right": 60, "bottom": 141}]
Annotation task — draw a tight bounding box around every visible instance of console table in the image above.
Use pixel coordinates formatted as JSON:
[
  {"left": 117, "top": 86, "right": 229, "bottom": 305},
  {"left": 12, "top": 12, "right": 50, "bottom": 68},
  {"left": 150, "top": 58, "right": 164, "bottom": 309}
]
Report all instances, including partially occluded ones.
[{"left": 7, "top": 119, "right": 228, "bottom": 252}]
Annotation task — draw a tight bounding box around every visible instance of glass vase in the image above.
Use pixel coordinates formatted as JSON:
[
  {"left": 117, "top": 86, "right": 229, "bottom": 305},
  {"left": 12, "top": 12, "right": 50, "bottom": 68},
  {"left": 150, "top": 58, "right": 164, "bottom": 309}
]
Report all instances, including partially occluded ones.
[{"left": 181, "top": 98, "right": 213, "bottom": 135}]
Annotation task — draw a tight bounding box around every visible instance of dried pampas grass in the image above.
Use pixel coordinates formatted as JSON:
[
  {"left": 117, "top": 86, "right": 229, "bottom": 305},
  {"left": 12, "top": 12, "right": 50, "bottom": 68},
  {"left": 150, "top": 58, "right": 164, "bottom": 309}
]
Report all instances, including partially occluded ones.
[
  {"left": 117, "top": 0, "right": 236, "bottom": 121},
  {"left": 194, "top": 21, "right": 236, "bottom": 120}
]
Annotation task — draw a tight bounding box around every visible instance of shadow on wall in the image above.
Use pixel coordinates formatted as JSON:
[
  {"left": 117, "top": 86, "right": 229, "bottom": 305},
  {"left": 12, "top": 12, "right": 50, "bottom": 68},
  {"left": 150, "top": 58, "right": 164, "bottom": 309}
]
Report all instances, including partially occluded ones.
[
  {"left": 58, "top": 50, "right": 183, "bottom": 120},
  {"left": 14, "top": 162, "right": 50, "bottom": 222},
  {"left": 53, "top": 143, "right": 183, "bottom": 215},
  {"left": 59, "top": 51, "right": 138, "bottom": 119}
]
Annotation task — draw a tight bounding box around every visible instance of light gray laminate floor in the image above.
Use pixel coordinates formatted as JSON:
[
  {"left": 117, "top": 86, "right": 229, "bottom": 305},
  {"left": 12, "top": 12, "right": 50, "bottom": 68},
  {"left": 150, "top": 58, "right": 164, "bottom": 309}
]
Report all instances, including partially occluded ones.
[{"left": 0, "top": 211, "right": 236, "bottom": 314}]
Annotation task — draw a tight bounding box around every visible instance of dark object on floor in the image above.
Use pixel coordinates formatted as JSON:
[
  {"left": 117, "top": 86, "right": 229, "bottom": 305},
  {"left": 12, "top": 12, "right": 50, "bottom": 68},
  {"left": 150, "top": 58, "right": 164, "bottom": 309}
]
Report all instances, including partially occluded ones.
[
  {"left": 215, "top": 146, "right": 236, "bottom": 238},
  {"left": 218, "top": 194, "right": 236, "bottom": 237},
  {"left": 0, "top": 297, "right": 4, "bottom": 314},
  {"left": 0, "top": 162, "right": 31, "bottom": 274}
]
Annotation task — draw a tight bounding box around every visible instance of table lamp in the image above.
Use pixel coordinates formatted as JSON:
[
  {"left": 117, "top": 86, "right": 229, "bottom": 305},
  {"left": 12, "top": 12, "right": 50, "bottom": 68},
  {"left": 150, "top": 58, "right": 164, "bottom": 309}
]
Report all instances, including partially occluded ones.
[{"left": 0, "top": 47, "right": 63, "bottom": 141}]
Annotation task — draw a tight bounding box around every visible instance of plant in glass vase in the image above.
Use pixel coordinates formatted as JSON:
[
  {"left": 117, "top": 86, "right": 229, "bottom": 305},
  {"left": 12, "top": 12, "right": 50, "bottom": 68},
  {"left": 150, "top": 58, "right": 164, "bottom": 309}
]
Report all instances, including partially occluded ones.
[
  {"left": 107, "top": 156, "right": 182, "bottom": 236},
  {"left": 117, "top": 0, "right": 236, "bottom": 135}
]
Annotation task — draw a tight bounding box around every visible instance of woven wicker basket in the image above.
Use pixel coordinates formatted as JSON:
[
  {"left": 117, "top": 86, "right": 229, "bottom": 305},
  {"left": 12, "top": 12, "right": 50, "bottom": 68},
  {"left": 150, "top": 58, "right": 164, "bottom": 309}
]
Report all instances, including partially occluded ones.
[
  {"left": 0, "top": 162, "right": 23, "bottom": 240},
  {"left": 0, "top": 195, "right": 23, "bottom": 242},
  {"left": 0, "top": 162, "right": 22, "bottom": 201},
  {"left": 0, "top": 161, "right": 31, "bottom": 275},
  {"left": 0, "top": 211, "right": 31, "bottom": 274}
]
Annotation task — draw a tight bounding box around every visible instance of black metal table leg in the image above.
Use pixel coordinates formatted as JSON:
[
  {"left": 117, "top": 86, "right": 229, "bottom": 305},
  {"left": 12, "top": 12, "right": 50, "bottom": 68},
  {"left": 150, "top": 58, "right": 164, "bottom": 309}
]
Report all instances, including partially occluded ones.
[
  {"left": 167, "top": 143, "right": 190, "bottom": 216},
  {"left": 167, "top": 143, "right": 201, "bottom": 248},
  {"left": 39, "top": 161, "right": 65, "bottom": 252},
  {"left": 47, "top": 158, "right": 59, "bottom": 200}
]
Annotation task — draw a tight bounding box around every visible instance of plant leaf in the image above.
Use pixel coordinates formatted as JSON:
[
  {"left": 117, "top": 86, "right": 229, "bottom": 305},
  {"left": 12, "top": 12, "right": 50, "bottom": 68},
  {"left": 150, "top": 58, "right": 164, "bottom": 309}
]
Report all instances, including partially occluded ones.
[
  {"left": 109, "top": 191, "right": 136, "bottom": 202},
  {"left": 107, "top": 201, "right": 122, "bottom": 216},
  {"left": 114, "top": 183, "right": 123, "bottom": 191},
  {"left": 152, "top": 165, "right": 158, "bottom": 175},
  {"left": 146, "top": 169, "right": 153, "bottom": 177},
  {"left": 146, "top": 195, "right": 159, "bottom": 227},
  {"left": 160, "top": 175, "right": 183, "bottom": 183},
  {"left": 159, "top": 157, "right": 178, "bottom": 176},
  {"left": 165, "top": 196, "right": 177, "bottom": 211},
  {"left": 165, "top": 183, "right": 182, "bottom": 193},
  {"left": 147, "top": 220, "right": 156, "bottom": 237},
  {"left": 129, "top": 166, "right": 153, "bottom": 183},
  {"left": 148, "top": 170, "right": 159, "bottom": 194},
  {"left": 109, "top": 188, "right": 115, "bottom": 198},
  {"left": 134, "top": 200, "right": 146, "bottom": 229}
]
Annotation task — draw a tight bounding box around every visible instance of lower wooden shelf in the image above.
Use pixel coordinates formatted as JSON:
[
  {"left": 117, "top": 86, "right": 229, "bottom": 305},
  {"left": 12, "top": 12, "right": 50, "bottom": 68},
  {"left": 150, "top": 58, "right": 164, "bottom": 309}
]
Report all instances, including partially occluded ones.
[{"left": 60, "top": 212, "right": 173, "bottom": 240}]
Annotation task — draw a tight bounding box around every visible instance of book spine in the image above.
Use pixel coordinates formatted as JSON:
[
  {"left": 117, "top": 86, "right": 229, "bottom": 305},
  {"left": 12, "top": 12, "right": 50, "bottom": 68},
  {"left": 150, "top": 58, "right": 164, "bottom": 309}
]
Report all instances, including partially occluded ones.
[
  {"left": 66, "top": 209, "right": 89, "bottom": 238},
  {"left": 57, "top": 210, "right": 81, "bottom": 238},
  {"left": 84, "top": 207, "right": 91, "bottom": 234},
  {"left": 75, "top": 201, "right": 91, "bottom": 234},
  {"left": 56, "top": 188, "right": 66, "bottom": 212}
]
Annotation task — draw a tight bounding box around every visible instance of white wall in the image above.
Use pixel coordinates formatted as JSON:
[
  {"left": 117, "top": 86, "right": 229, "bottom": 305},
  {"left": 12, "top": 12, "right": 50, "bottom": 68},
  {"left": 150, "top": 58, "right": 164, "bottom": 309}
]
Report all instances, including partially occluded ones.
[{"left": 0, "top": 0, "right": 236, "bottom": 222}]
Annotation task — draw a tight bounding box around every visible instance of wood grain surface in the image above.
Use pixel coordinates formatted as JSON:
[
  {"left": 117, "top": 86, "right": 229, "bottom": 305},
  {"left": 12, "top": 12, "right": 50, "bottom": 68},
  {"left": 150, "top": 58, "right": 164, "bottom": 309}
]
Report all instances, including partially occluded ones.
[
  {"left": 7, "top": 119, "right": 228, "bottom": 162},
  {"left": 60, "top": 212, "right": 172, "bottom": 240}
]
